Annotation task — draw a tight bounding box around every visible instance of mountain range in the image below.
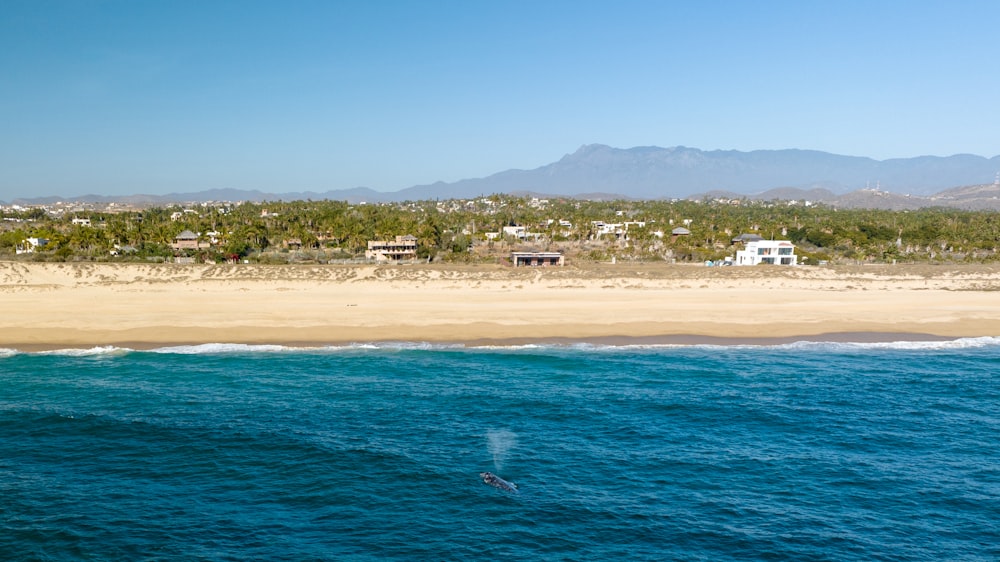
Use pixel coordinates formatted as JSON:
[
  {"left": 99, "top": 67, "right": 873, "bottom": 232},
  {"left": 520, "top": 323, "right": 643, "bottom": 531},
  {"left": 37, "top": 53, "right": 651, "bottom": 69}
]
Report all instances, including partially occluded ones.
[{"left": 6, "top": 145, "right": 1000, "bottom": 210}]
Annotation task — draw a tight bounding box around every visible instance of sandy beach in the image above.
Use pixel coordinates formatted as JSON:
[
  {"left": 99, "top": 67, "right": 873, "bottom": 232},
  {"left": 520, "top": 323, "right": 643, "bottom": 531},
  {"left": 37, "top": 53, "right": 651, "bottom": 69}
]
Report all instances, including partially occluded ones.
[{"left": 2, "top": 261, "right": 1000, "bottom": 350}]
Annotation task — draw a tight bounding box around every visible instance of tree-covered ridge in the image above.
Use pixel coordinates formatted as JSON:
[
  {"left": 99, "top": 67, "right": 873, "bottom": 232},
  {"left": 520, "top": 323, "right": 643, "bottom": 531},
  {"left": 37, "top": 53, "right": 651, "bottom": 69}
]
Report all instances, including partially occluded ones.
[{"left": 2, "top": 196, "right": 998, "bottom": 264}]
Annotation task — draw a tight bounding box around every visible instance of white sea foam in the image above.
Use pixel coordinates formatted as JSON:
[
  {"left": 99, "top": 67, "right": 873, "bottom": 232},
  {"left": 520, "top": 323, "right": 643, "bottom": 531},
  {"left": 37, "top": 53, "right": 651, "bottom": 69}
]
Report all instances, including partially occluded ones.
[
  {"left": 8, "top": 336, "right": 996, "bottom": 357},
  {"left": 590, "top": 336, "right": 1000, "bottom": 352},
  {"left": 143, "top": 341, "right": 467, "bottom": 355},
  {"left": 149, "top": 343, "right": 305, "bottom": 355},
  {"left": 354, "top": 341, "right": 466, "bottom": 351},
  {"left": 773, "top": 336, "right": 1000, "bottom": 352},
  {"left": 465, "top": 336, "right": 1000, "bottom": 353},
  {"left": 33, "top": 346, "right": 132, "bottom": 357}
]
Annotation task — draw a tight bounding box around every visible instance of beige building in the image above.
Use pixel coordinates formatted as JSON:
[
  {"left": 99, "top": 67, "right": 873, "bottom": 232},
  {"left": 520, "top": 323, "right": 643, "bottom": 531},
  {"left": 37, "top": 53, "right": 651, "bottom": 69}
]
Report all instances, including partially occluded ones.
[
  {"left": 171, "top": 230, "right": 208, "bottom": 251},
  {"left": 366, "top": 235, "right": 418, "bottom": 262}
]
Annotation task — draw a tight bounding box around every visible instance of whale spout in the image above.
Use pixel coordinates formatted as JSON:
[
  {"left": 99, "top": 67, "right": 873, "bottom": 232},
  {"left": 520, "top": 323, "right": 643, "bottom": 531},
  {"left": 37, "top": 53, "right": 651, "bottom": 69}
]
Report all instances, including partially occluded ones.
[{"left": 480, "top": 471, "right": 518, "bottom": 493}]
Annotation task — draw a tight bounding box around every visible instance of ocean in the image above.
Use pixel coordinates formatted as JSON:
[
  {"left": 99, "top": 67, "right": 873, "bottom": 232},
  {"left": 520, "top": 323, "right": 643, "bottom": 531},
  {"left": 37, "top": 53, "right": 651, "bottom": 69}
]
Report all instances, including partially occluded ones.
[{"left": 1, "top": 340, "right": 998, "bottom": 561}]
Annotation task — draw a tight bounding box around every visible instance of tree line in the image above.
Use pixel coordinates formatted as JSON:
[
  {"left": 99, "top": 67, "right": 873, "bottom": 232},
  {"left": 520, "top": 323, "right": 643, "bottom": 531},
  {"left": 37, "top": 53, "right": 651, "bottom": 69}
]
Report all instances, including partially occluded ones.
[{"left": 2, "top": 196, "right": 999, "bottom": 264}]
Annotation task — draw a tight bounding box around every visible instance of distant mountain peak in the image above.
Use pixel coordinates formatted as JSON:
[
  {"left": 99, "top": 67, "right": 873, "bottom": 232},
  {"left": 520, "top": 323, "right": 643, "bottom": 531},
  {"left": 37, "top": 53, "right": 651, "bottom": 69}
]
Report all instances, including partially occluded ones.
[{"left": 6, "top": 145, "right": 999, "bottom": 209}]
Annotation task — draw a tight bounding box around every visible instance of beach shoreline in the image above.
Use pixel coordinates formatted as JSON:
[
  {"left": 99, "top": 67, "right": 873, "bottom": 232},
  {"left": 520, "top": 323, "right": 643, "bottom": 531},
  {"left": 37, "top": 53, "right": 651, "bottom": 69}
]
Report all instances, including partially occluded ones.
[
  {"left": 0, "top": 333, "right": 961, "bottom": 353},
  {"left": 3, "top": 261, "right": 1000, "bottom": 351}
]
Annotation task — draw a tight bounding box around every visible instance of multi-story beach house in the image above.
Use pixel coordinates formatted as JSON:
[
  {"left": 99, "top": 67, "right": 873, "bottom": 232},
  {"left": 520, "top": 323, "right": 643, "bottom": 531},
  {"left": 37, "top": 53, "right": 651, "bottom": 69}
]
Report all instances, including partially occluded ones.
[
  {"left": 735, "top": 240, "right": 798, "bottom": 266},
  {"left": 502, "top": 225, "right": 528, "bottom": 239},
  {"left": 366, "top": 235, "right": 418, "bottom": 262}
]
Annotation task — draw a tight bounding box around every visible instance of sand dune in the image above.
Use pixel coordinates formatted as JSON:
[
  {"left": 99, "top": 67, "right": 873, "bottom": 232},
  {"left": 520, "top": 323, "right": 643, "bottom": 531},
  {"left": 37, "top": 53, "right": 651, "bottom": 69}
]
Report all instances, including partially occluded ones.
[{"left": 2, "top": 261, "right": 1000, "bottom": 350}]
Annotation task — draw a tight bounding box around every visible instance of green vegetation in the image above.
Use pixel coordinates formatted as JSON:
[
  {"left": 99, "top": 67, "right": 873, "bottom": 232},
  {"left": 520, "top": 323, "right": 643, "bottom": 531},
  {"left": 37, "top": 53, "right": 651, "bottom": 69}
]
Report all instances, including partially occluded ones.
[{"left": 2, "top": 196, "right": 998, "bottom": 264}]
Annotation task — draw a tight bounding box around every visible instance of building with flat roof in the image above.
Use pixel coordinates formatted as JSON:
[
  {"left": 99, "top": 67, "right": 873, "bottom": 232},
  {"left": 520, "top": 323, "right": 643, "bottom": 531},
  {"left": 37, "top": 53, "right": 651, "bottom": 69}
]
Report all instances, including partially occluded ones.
[
  {"left": 15, "top": 237, "right": 49, "bottom": 254},
  {"left": 511, "top": 251, "right": 564, "bottom": 267},
  {"left": 735, "top": 240, "right": 797, "bottom": 266}
]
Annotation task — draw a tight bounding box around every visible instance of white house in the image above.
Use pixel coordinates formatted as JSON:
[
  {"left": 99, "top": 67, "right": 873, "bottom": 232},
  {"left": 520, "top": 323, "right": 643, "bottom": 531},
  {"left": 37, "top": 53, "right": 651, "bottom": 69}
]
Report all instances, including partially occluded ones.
[
  {"left": 591, "top": 221, "right": 624, "bottom": 239},
  {"left": 735, "top": 240, "right": 798, "bottom": 266},
  {"left": 502, "top": 225, "right": 528, "bottom": 239},
  {"left": 16, "top": 237, "right": 49, "bottom": 254}
]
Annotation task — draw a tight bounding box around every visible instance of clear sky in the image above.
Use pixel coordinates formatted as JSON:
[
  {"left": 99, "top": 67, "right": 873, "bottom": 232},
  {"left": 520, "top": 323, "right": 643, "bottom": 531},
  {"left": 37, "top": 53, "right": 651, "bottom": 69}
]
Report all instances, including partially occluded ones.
[{"left": 2, "top": 0, "right": 999, "bottom": 200}]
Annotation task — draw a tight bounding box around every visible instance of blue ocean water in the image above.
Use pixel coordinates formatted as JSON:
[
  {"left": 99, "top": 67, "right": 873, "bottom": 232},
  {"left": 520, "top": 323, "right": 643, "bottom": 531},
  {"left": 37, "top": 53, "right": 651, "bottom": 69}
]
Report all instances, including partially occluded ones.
[{"left": 1, "top": 340, "right": 998, "bottom": 561}]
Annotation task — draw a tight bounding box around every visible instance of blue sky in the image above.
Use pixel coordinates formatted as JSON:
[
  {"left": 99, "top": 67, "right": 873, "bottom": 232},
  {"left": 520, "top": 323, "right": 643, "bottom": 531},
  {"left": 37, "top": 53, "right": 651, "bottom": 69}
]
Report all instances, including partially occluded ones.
[{"left": 2, "top": 0, "right": 999, "bottom": 200}]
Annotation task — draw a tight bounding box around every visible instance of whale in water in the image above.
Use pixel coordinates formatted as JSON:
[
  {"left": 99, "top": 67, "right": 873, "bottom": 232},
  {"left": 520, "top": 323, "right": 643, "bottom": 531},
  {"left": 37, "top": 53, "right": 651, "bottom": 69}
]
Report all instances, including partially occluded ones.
[{"left": 480, "top": 471, "right": 518, "bottom": 493}]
